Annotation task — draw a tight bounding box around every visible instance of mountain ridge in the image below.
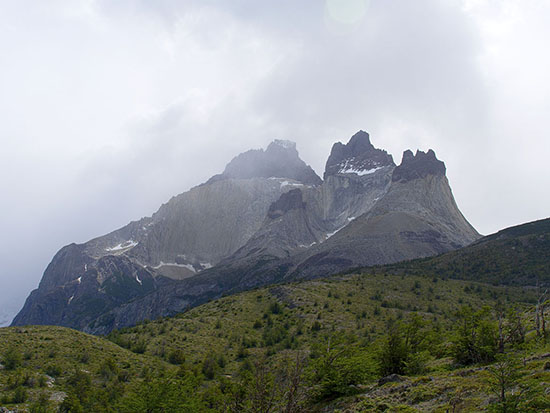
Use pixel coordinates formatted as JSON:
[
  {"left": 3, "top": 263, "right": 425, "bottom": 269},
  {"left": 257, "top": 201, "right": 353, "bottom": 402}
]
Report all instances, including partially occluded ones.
[{"left": 12, "top": 131, "right": 481, "bottom": 333}]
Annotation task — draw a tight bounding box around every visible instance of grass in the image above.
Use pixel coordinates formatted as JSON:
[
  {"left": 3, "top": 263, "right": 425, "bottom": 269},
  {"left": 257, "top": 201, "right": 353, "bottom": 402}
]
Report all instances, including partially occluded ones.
[
  {"left": 1, "top": 271, "right": 548, "bottom": 411},
  {"left": 110, "top": 273, "right": 536, "bottom": 370},
  {"left": 0, "top": 325, "right": 173, "bottom": 410}
]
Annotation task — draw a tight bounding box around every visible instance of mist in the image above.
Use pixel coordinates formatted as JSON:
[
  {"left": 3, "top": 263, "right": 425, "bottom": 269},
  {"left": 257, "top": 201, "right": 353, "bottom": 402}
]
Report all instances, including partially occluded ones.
[{"left": 1, "top": 0, "right": 549, "bottom": 325}]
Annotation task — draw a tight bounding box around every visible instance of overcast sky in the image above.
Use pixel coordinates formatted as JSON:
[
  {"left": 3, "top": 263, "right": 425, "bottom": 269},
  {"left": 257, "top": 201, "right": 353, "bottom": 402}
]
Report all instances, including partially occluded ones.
[{"left": 1, "top": 0, "right": 549, "bottom": 324}]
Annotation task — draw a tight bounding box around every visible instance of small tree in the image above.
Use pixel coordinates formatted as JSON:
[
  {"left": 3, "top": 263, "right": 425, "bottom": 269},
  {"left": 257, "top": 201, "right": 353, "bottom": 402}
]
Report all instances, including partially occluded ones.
[
  {"left": 248, "top": 357, "right": 277, "bottom": 413},
  {"left": 452, "top": 306, "right": 498, "bottom": 365},
  {"left": 309, "top": 335, "right": 373, "bottom": 400},
  {"left": 280, "top": 352, "right": 308, "bottom": 413},
  {"left": 98, "top": 357, "right": 119, "bottom": 381},
  {"left": 535, "top": 288, "right": 548, "bottom": 338},
  {"left": 202, "top": 352, "right": 218, "bottom": 380},
  {"left": 379, "top": 327, "right": 408, "bottom": 376},
  {"left": 67, "top": 369, "right": 92, "bottom": 405},
  {"left": 486, "top": 354, "right": 525, "bottom": 413}
]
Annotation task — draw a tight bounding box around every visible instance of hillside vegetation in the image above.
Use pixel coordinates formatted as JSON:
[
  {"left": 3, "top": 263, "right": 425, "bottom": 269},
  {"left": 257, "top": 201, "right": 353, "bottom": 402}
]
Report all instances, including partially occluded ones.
[
  {"left": 2, "top": 218, "right": 550, "bottom": 411},
  {"left": 3, "top": 271, "right": 550, "bottom": 412},
  {"left": 0, "top": 325, "right": 174, "bottom": 411},
  {"left": 378, "top": 218, "right": 550, "bottom": 286}
]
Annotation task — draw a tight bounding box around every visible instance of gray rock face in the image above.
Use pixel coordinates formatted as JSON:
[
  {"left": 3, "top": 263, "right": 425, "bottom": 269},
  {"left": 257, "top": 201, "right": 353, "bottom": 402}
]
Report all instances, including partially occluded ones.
[
  {"left": 13, "top": 131, "right": 480, "bottom": 333},
  {"left": 12, "top": 254, "right": 160, "bottom": 330},
  {"left": 229, "top": 188, "right": 319, "bottom": 261}
]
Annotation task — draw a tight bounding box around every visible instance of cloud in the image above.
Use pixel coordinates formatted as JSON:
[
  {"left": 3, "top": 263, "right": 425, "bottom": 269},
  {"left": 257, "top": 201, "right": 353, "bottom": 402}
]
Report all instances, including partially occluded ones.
[{"left": 0, "top": 0, "right": 549, "bottom": 320}]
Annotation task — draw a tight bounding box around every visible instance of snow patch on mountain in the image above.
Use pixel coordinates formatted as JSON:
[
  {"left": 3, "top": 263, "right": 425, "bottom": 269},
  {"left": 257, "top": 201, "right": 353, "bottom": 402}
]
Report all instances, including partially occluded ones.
[
  {"left": 105, "top": 240, "right": 138, "bottom": 252},
  {"left": 338, "top": 159, "right": 384, "bottom": 176},
  {"left": 153, "top": 262, "right": 196, "bottom": 273}
]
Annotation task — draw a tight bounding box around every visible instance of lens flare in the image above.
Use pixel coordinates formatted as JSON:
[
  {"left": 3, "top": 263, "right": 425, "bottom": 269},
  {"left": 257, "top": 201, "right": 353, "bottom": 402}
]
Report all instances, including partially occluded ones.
[{"left": 325, "top": 0, "right": 370, "bottom": 26}]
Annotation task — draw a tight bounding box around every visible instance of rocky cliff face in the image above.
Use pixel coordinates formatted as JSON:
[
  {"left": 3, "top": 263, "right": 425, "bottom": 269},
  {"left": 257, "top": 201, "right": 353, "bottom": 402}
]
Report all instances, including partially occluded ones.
[
  {"left": 12, "top": 254, "right": 160, "bottom": 329},
  {"left": 286, "top": 149, "right": 479, "bottom": 279},
  {"left": 13, "top": 131, "right": 480, "bottom": 333}
]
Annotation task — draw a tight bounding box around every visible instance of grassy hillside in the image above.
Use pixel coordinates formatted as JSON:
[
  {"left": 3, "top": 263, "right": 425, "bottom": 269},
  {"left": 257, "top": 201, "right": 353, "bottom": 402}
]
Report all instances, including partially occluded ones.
[
  {"left": 0, "top": 326, "right": 173, "bottom": 411},
  {"left": 109, "top": 273, "right": 535, "bottom": 369},
  {"left": 2, "top": 216, "right": 550, "bottom": 411},
  {"left": 2, "top": 272, "right": 550, "bottom": 411},
  {"left": 106, "top": 272, "right": 549, "bottom": 412},
  {"left": 376, "top": 218, "right": 550, "bottom": 286}
]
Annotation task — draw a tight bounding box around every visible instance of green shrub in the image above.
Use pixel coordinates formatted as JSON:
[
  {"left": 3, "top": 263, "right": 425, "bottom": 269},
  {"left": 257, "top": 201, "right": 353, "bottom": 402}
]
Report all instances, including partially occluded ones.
[
  {"left": 13, "top": 386, "right": 28, "bottom": 404},
  {"left": 311, "top": 321, "right": 322, "bottom": 332},
  {"left": 58, "top": 393, "right": 84, "bottom": 413},
  {"left": 45, "top": 364, "right": 62, "bottom": 377},
  {"left": 98, "top": 357, "right": 119, "bottom": 381},
  {"left": 29, "top": 391, "right": 51, "bottom": 413},
  {"left": 269, "top": 302, "right": 283, "bottom": 314},
  {"left": 379, "top": 328, "right": 409, "bottom": 376},
  {"left": 168, "top": 349, "right": 186, "bottom": 365},
  {"left": 130, "top": 339, "right": 147, "bottom": 354},
  {"left": 452, "top": 306, "right": 498, "bottom": 365},
  {"left": 67, "top": 369, "right": 92, "bottom": 403},
  {"left": 309, "top": 338, "right": 375, "bottom": 400},
  {"left": 79, "top": 351, "right": 90, "bottom": 364},
  {"left": 263, "top": 325, "right": 287, "bottom": 346},
  {"left": 3, "top": 346, "right": 23, "bottom": 370},
  {"left": 202, "top": 353, "right": 218, "bottom": 380}
]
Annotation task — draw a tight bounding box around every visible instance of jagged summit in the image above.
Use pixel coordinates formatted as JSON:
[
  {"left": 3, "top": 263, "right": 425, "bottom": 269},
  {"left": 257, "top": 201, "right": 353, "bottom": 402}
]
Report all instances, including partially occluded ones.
[
  {"left": 324, "top": 130, "right": 395, "bottom": 179},
  {"left": 208, "top": 140, "right": 321, "bottom": 186},
  {"left": 392, "top": 149, "right": 446, "bottom": 182},
  {"left": 345, "top": 130, "right": 375, "bottom": 152}
]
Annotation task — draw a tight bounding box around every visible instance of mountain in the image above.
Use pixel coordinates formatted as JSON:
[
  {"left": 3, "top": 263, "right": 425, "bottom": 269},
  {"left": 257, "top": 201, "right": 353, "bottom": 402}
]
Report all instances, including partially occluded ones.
[
  {"left": 13, "top": 131, "right": 479, "bottom": 333},
  {"left": 285, "top": 148, "right": 479, "bottom": 279},
  {"left": 12, "top": 140, "right": 321, "bottom": 330}
]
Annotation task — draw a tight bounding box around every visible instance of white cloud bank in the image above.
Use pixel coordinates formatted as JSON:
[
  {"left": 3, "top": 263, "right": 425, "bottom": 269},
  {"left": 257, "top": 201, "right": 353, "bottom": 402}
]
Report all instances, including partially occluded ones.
[{"left": 0, "top": 0, "right": 549, "bottom": 320}]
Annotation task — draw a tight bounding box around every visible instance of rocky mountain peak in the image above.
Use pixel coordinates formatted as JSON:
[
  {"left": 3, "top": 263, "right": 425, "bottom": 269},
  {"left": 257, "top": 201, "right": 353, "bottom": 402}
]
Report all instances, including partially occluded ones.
[
  {"left": 207, "top": 140, "right": 322, "bottom": 186},
  {"left": 324, "top": 130, "right": 395, "bottom": 179},
  {"left": 392, "top": 149, "right": 446, "bottom": 183},
  {"left": 347, "top": 130, "right": 375, "bottom": 151}
]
